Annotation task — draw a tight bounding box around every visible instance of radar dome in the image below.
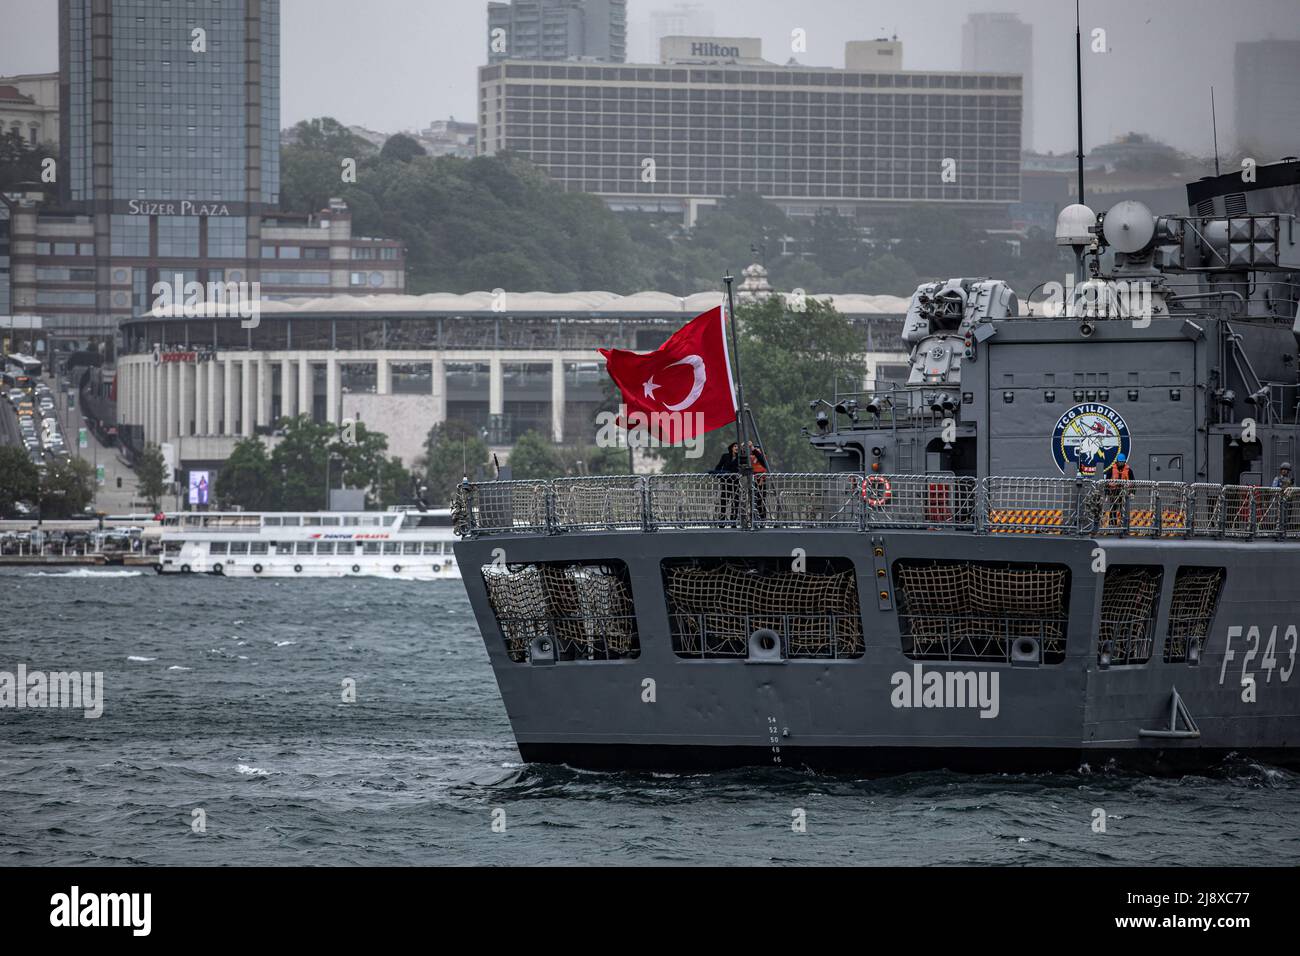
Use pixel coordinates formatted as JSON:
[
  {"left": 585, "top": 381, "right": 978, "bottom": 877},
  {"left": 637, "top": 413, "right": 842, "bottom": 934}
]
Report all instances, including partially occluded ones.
[{"left": 1055, "top": 204, "right": 1097, "bottom": 246}]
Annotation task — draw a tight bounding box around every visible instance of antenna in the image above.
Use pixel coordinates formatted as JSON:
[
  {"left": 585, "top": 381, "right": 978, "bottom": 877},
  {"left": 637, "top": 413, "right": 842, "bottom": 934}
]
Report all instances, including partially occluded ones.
[
  {"left": 1075, "top": 0, "right": 1085, "bottom": 205},
  {"left": 1210, "top": 86, "right": 1221, "bottom": 176}
]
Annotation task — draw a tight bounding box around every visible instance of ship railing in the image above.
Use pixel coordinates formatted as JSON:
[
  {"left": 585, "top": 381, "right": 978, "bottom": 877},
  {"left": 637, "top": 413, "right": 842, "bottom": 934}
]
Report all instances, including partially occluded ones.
[
  {"left": 458, "top": 479, "right": 552, "bottom": 535},
  {"left": 865, "top": 474, "right": 979, "bottom": 531},
  {"left": 750, "top": 472, "right": 863, "bottom": 529},
  {"left": 551, "top": 475, "right": 646, "bottom": 532},
  {"left": 456, "top": 474, "right": 1300, "bottom": 541},
  {"left": 647, "top": 473, "right": 752, "bottom": 529},
  {"left": 898, "top": 613, "right": 1067, "bottom": 664},
  {"left": 1091, "top": 480, "right": 1190, "bottom": 537},
  {"left": 984, "top": 476, "right": 1083, "bottom": 534},
  {"left": 669, "top": 612, "right": 864, "bottom": 660}
]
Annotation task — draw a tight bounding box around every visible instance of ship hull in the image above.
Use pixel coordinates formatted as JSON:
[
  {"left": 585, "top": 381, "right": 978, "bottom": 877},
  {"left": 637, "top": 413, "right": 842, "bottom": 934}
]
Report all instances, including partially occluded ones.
[{"left": 456, "top": 529, "right": 1300, "bottom": 774}]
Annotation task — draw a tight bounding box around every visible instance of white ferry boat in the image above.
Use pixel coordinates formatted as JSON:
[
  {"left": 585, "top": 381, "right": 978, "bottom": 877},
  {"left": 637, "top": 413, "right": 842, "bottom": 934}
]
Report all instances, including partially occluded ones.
[{"left": 156, "top": 507, "right": 460, "bottom": 580}]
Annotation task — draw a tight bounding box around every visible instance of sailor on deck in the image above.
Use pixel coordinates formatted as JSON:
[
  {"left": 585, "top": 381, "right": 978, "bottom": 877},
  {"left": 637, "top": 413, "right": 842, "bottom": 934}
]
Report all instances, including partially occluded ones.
[
  {"left": 1273, "top": 462, "right": 1294, "bottom": 494},
  {"left": 1102, "top": 452, "right": 1134, "bottom": 527}
]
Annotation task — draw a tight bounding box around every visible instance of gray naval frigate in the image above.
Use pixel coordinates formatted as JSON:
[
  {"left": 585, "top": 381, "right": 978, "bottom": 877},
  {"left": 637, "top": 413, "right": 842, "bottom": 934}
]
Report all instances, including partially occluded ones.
[{"left": 453, "top": 159, "right": 1300, "bottom": 772}]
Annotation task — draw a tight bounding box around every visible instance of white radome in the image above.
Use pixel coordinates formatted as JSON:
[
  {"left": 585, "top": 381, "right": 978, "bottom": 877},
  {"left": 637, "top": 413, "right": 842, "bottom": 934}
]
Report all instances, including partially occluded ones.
[{"left": 1055, "top": 203, "right": 1098, "bottom": 246}]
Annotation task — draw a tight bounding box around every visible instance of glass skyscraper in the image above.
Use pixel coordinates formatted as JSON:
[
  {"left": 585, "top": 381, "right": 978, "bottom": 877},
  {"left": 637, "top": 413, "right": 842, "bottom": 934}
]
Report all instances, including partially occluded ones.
[{"left": 52, "top": 0, "right": 280, "bottom": 324}]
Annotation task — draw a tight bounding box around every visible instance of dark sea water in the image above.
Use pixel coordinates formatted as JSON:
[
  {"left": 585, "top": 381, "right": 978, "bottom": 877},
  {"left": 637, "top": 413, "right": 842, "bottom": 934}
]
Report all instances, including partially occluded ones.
[{"left": 1, "top": 567, "right": 1297, "bottom": 867}]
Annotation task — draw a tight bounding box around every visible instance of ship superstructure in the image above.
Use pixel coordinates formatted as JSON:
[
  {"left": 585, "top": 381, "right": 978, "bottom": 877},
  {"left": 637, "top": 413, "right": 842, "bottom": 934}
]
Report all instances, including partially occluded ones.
[{"left": 451, "top": 160, "right": 1300, "bottom": 771}]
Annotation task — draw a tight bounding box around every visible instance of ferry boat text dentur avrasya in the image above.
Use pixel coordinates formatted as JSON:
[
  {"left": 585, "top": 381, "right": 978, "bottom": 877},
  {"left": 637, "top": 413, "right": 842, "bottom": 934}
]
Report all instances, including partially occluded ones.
[{"left": 158, "top": 507, "right": 460, "bottom": 580}]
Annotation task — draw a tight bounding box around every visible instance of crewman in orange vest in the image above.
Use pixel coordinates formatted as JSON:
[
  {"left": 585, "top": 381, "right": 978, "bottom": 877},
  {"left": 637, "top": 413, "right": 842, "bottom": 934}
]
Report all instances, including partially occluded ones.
[{"left": 1103, "top": 452, "right": 1133, "bottom": 527}]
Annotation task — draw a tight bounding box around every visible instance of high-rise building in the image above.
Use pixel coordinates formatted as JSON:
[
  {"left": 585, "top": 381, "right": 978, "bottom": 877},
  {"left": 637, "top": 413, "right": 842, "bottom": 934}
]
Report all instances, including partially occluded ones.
[
  {"left": 962, "top": 13, "right": 1032, "bottom": 151},
  {"left": 487, "top": 0, "right": 627, "bottom": 64},
  {"left": 1, "top": 0, "right": 404, "bottom": 343},
  {"left": 478, "top": 39, "right": 1023, "bottom": 223},
  {"left": 1234, "top": 39, "right": 1300, "bottom": 160}
]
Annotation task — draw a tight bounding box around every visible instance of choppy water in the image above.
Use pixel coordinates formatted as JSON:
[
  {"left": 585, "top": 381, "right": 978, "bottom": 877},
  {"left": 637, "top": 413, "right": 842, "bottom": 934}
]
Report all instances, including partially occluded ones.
[{"left": 1, "top": 569, "right": 1297, "bottom": 866}]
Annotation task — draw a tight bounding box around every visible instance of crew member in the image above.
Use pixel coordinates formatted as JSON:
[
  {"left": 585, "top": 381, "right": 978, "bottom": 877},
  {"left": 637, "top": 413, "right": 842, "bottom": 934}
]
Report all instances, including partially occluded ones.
[
  {"left": 1273, "top": 462, "right": 1293, "bottom": 490},
  {"left": 1102, "top": 452, "right": 1133, "bottom": 528},
  {"left": 747, "top": 442, "right": 769, "bottom": 519},
  {"left": 712, "top": 442, "right": 741, "bottom": 525}
]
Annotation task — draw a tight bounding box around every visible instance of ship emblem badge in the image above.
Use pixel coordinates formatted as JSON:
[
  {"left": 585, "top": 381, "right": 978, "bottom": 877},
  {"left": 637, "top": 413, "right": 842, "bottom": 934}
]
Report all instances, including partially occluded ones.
[{"left": 1052, "top": 402, "right": 1131, "bottom": 476}]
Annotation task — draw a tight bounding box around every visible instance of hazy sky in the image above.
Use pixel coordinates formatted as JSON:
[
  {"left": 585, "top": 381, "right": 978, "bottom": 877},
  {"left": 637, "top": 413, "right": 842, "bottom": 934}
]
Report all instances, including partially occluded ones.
[{"left": 2, "top": 0, "right": 1297, "bottom": 156}]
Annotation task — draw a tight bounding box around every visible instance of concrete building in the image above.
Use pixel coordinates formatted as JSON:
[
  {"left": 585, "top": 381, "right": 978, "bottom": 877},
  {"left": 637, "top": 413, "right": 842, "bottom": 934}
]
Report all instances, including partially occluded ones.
[
  {"left": 478, "top": 37, "right": 1023, "bottom": 223},
  {"left": 113, "top": 288, "right": 911, "bottom": 483},
  {"left": 0, "top": 72, "right": 60, "bottom": 147},
  {"left": 962, "top": 13, "right": 1032, "bottom": 151},
  {"left": 1234, "top": 39, "right": 1300, "bottom": 161},
  {"left": 0, "top": 0, "right": 404, "bottom": 344},
  {"left": 487, "top": 0, "right": 628, "bottom": 64}
]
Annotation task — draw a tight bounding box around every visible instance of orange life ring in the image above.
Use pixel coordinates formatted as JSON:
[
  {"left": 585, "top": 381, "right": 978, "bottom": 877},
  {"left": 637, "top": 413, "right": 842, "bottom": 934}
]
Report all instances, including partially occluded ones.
[{"left": 862, "top": 475, "right": 892, "bottom": 507}]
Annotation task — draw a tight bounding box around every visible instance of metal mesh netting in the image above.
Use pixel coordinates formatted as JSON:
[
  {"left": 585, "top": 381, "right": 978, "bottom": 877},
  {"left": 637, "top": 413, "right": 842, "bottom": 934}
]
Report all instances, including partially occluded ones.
[
  {"left": 894, "top": 560, "right": 1070, "bottom": 662},
  {"left": 1164, "top": 567, "right": 1225, "bottom": 662},
  {"left": 482, "top": 562, "right": 639, "bottom": 662},
  {"left": 1097, "top": 566, "right": 1163, "bottom": 664},
  {"left": 663, "top": 558, "right": 863, "bottom": 659}
]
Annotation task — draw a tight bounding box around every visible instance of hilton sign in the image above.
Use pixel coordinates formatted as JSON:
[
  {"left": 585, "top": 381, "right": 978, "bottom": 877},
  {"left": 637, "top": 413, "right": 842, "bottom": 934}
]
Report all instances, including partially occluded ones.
[{"left": 691, "top": 41, "right": 740, "bottom": 58}]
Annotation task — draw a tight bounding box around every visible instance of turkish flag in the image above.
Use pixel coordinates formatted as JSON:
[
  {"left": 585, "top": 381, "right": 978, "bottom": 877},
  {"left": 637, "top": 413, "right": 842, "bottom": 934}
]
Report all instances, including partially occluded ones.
[{"left": 599, "top": 305, "right": 737, "bottom": 444}]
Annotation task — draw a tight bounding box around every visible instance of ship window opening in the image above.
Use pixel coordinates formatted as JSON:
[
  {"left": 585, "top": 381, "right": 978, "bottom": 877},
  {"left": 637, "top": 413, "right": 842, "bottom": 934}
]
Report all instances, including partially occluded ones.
[
  {"left": 303, "top": 517, "right": 321, "bottom": 527},
  {"left": 403, "top": 542, "right": 421, "bottom": 555},
  {"left": 208, "top": 542, "right": 228, "bottom": 555},
  {"left": 1164, "top": 567, "right": 1225, "bottom": 663},
  {"left": 422, "top": 542, "right": 442, "bottom": 555},
  {"left": 249, "top": 542, "right": 269, "bottom": 555},
  {"left": 229, "top": 542, "right": 249, "bottom": 556},
  {"left": 892, "top": 559, "right": 1070, "bottom": 663},
  {"left": 264, "top": 516, "right": 282, "bottom": 526},
  {"left": 281, "top": 516, "right": 300, "bottom": 527},
  {"left": 383, "top": 542, "right": 401, "bottom": 555},
  {"left": 342, "top": 516, "right": 359, "bottom": 526},
  {"left": 361, "top": 516, "right": 380, "bottom": 527},
  {"left": 1097, "top": 565, "right": 1163, "bottom": 665},
  {"left": 321, "top": 516, "right": 340, "bottom": 527},
  {"left": 295, "top": 542, "right": 313, "bottom": 555},
  {"left": 364, "top": 542, "right": 381, "bottom": 555},
  {"left": 317, "top": 542, "right": 335, "bottom": 555},
  {"left": 661, "top": 557, "right": 863, "bottom": 660},
  {"left": 164, "top": 542, "right": 183, "bottom": 556},
  {"left": 482, "top": 560, "right": 640, "bottom": 663},
  {"left": 336, "top": 542, "right": 355, "bottom": 555},
  {"left": 276, "top": 543, "right": 294, "bottom": 555}
]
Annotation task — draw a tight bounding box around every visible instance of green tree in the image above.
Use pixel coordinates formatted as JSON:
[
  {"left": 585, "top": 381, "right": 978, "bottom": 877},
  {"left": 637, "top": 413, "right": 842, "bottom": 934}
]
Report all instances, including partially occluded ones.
[
  {"left": 0, "top": 446, "right": 40, "bottom": 516},
  {"left": 269, "top": 415, "right": 339, "bottom": 510},
  {"left": 219, "top": 436, "right": 274, "bottom": 510},
  {"left": 652, "top": 296, "right": 862, "bottom": 474},
  {"left": 136, "top": 442, "right": 170, "bottom": 511},
  {"left": 379, "top": 133, "right": 427, "bottom": 163},
  {"left": 420, "top": 419, "right": 490, "bottom": 505},
  {"left": 41, "top": 458, "right": 95, "bottom": 518},
  {"left": 506, "top": 430, "right": 564, "bottom": 479},
  {"left": 0, "top": 130, "right": 56, "bottom": 190}
]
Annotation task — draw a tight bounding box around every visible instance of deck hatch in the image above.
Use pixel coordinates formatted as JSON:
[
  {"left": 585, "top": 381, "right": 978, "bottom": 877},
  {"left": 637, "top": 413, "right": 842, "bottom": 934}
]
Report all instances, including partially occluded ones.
[{"left": 892, "top": 559, "right": 1070, "bottom": 663}]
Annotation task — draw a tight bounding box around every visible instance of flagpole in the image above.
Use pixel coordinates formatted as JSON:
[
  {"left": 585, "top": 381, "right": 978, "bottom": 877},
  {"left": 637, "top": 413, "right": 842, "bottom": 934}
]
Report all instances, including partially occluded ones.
[{"left": 723, "top": 273, "right": 748, "bottom": 460}]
